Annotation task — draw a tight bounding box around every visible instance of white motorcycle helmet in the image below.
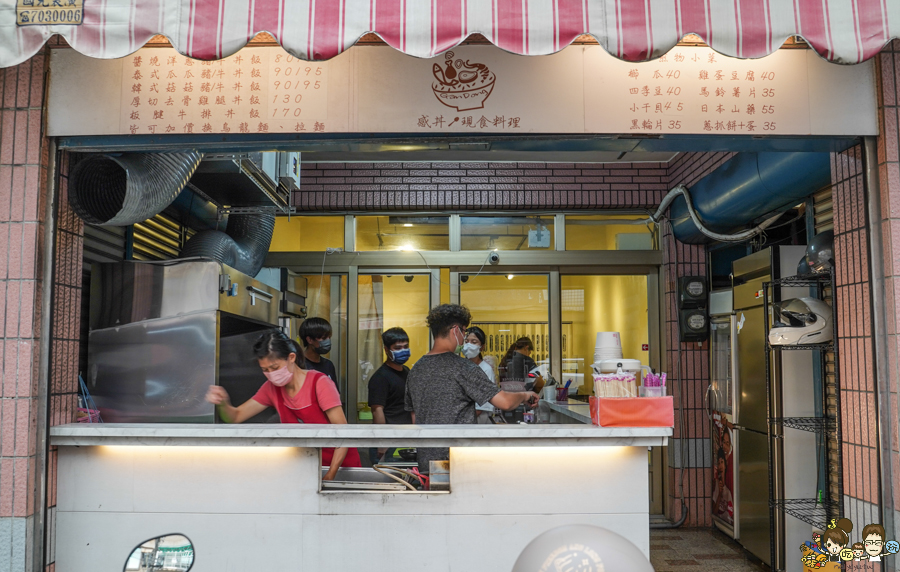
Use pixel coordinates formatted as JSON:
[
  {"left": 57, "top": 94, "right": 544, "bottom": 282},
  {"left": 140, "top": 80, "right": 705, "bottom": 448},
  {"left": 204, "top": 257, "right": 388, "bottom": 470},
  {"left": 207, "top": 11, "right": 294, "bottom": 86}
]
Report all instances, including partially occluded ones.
[{"left": 768, "top": 297, "right": 833, "bottom": 345}]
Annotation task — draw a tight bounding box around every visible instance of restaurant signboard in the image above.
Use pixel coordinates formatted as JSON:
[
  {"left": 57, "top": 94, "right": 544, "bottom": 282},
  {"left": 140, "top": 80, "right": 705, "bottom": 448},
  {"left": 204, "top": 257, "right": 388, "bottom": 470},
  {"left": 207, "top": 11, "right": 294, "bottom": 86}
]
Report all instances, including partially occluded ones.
[{"left": 48, "top": 44, "right": 877, "bottom": 136}]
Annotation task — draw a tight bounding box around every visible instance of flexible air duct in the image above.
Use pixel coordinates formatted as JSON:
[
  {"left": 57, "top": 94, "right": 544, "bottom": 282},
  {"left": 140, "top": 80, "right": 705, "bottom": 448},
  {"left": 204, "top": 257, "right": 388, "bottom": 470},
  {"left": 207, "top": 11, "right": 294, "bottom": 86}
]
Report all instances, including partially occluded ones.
[
  {"left": 179, "top": 213, "right": 275, "bottom": 278},
  {"left": 669, "top": 152, "right": 831, "bottom": 244},
  {"left": 68, "top": 152, "right": 203, "bottom": 226}
]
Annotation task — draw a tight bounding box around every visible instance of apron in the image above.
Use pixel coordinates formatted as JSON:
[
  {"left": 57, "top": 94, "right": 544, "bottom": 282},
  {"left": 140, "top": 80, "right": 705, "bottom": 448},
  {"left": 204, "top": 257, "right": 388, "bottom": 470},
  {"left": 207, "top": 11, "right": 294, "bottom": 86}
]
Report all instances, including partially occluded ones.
[{"left": 274, "top": 371, "right": 361, "bottom": 468}]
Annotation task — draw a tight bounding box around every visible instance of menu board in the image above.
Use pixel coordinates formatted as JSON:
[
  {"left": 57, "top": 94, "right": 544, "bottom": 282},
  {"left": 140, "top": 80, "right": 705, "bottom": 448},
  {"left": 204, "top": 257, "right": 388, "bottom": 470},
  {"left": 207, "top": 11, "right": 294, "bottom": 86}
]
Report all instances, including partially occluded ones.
[
  {"left": 50, "top": 43, "right": 875, "bottom": 136},
  {"left": 584, "top": 47, "right": 811, "bottom": 134},
  {"left": 121, "top": 49, "right": 328, "bottom": 135}
]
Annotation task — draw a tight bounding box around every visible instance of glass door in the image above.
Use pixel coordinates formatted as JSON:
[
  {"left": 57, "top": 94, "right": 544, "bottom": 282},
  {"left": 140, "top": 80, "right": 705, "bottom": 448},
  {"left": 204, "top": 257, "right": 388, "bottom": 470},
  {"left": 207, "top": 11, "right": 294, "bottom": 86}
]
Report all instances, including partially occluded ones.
[
  {"left": 356, "top": 272, "right": 433, "bottom": 420},
  {"left": 459, "top": 274, "right": 550, "bottom": 383}
]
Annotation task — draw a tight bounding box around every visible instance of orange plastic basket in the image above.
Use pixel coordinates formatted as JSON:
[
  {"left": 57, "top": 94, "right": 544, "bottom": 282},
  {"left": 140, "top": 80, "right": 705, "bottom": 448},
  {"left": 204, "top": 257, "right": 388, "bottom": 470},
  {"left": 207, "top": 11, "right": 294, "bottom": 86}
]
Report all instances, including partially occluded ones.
[{"left": 589, "top": 396, "right": 674, "bottom": 427}]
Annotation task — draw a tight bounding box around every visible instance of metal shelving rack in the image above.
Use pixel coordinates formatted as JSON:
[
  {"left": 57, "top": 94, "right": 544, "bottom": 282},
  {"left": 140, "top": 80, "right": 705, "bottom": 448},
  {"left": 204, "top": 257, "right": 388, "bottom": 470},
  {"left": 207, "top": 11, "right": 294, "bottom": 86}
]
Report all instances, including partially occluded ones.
[{"left": 762, "top": 270, "right": 842, "bottom": 572}]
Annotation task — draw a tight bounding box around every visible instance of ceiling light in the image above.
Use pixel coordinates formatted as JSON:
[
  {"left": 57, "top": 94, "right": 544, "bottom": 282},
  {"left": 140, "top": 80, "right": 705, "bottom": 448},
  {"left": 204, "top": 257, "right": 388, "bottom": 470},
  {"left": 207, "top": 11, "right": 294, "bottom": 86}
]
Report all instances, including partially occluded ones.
[
  {"left": 507, "top": 274, "right": 514, "bottom": 280},
  {"left": 398, "top": 245, "right": 415, "bottom": 251},
  {"left": 404, "top": 223, "right": 414, "bottom": 227}
]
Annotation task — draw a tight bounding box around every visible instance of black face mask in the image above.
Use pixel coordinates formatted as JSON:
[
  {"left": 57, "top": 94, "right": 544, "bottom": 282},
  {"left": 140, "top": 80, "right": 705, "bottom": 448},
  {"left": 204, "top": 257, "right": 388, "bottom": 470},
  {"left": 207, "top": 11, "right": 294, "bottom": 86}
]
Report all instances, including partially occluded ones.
[{"left": 314, "top": 339, "right": 332, "bottom": 355}]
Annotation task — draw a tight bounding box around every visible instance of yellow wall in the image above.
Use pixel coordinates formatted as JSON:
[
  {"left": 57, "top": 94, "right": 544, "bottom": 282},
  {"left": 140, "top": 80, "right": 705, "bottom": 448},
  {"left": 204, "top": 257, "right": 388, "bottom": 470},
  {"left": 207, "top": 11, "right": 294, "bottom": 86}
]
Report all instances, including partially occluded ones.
[
  {"left": 561, "top": 275, "right": 649, "bottom": 394},
  {"left": 270, "top": 216, "right": 343, "bottom": 252},
  {"left": 460, "top": 274, "right": 549, "bottom": 323},
  {"left": 566, "top": 216, "right": 656, "bottom": 251},
  {"left": 356, "top": 216, "right": 449, "bottom": 251},
  {"left": 357, "top": 274, "right": 431, "bottom": 402}
]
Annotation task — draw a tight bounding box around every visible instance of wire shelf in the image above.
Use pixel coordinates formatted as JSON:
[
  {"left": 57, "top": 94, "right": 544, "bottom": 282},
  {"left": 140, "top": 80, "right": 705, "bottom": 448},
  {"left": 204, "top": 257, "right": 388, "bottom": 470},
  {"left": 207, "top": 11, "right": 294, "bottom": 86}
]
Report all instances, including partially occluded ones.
[
  {"left": 767, "top": 273, "right": 832, "bottom": 287},
  {"left": 767, "top": 342, "right": 834, "bottom": 351},
  {"left": 771, "top": 499, "right": 842, "bottom": 528},
  {"left": 770, "top": 417, "right": 837, "bottom": 433}
]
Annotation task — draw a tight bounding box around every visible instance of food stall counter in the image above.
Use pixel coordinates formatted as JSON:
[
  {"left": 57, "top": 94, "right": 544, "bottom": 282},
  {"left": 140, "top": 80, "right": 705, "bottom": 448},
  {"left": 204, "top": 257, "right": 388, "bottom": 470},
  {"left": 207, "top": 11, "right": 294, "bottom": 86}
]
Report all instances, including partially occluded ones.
[{"left": 50, "top": 423, "right": 670, "bottom": 572}]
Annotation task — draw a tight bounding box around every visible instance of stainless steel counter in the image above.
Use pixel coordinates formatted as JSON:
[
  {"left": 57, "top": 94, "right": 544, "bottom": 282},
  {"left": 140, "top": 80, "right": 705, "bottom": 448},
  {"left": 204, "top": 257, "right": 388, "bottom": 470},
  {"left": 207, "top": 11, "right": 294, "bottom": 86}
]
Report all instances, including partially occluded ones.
[{"left": 50, "top": 423, "right": 670, "bottom": 447}]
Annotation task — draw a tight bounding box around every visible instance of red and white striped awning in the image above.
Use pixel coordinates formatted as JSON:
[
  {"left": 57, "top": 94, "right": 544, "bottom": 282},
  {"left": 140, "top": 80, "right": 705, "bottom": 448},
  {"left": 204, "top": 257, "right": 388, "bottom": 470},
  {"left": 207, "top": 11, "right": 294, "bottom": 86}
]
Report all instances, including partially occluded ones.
[{"left": 3, "top": 0, "right": 899, "bottom": 68}]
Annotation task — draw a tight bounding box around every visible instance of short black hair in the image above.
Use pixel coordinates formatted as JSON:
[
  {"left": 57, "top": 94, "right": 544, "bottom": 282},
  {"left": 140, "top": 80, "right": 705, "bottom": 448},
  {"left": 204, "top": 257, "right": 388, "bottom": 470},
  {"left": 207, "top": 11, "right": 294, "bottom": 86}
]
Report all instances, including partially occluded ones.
[
  {"left": 298, "top": 317, "right": 332, "bottom": 347},
  {"left": 717, "top": 448, "right": 726, "bottom": 462},
  {"left": 465, "top": 326, "right": 486, "bottom": 346},
  {"left": 252, "top": 330, "right": 299, "bottom": 360},
  {"left": 382, "top": 327, "right": 409, "bottom": 348},
  {"left": 426, "top": 304, "right": 471, "bottom": 338}
]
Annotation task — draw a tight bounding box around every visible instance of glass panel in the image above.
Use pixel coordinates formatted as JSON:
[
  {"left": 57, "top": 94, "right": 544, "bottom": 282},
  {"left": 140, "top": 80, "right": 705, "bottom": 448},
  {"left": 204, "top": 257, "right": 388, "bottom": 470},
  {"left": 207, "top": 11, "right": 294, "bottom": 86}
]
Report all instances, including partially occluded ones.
[
  {"left": 460, "top": 274, "right": 550, "bottom": 382},
  {"left": 560, "top": 275, "right": 649, "bottom": 395},
  {"left": 710, "top": 317, "right": 733, "bottom": 415},
  {"left": 302, "top": 274, "right": 349, "bottom": 405},
  {"left": 566, "top": 215, "right": 657, "bottom": 250},
  {"left": 356, "top": 216, "right": 449, "bottom": 251},
  {"left": 357, "top": 274, "right": 432, "bottom": 417},
  {"left": 460, "top": 216, "right": 554, "bottom": 250},
  {"left": 270, "top": 216, "right": 344, "bottom": 251}
]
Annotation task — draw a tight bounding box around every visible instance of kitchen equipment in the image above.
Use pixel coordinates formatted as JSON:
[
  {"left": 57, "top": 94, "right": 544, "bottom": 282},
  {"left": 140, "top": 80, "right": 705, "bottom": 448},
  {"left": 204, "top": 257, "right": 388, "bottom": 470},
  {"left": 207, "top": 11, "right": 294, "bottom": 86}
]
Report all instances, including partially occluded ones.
[
  {"left": 731, "top": 246, "right": 817, "bottom": 570},
  {"left": 87, "top": 260, "right": 283, "bottom": 423}
]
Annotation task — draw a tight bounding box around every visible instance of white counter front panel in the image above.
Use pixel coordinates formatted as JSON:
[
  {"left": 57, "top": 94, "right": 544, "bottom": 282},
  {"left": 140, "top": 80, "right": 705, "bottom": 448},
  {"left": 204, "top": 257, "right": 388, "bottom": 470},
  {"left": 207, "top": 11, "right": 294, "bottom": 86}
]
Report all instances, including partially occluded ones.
[{"left": 55, "top": 442, "right": 652, "bottom": 571}]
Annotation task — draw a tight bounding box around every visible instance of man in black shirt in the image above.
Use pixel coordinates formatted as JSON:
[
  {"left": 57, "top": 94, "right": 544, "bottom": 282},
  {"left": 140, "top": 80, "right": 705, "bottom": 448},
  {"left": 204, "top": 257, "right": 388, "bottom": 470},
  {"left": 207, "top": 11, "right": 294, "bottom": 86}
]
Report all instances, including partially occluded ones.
[
  {"left": 299, "top": 317, "right": 339, "bottom": 388},
  {"left": 405, "top": 304, "right": 540, "bottom": 475},
  {"left": 367, "top": 327, "right": 413, "bottom": 464}
]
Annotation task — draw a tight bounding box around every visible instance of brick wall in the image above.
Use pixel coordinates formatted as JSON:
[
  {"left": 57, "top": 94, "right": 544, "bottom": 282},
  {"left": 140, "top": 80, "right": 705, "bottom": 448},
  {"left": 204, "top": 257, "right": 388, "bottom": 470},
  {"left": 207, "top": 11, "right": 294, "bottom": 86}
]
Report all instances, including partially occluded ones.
[
  {"left": 0, "top": 51, "right": 47, "bottom": 572},
  {"left": 294, "top": 161, "right": 670, "bottom": 210},
  {"left": 662, "top": 152, "right": 732, "bottom": 527},
  {"left": 831, "top": 145, "right": 883, "bottom": 531},
  {"left": 874, "top": 40, "right": 900, "bottom": 568}
]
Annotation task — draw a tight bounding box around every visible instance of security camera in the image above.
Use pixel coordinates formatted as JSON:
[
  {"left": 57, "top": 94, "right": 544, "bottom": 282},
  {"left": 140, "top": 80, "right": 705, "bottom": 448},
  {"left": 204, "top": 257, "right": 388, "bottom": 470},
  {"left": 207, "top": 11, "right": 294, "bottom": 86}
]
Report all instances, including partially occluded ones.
[
  {"left": 489, "top": 252, "right": 500, "bottom": 265},
  {"left": 460, "top": 275, "right": 469, "bottom": 283},
  {"left": 404, "top": 275, "right": 414, "bottom": 282}
]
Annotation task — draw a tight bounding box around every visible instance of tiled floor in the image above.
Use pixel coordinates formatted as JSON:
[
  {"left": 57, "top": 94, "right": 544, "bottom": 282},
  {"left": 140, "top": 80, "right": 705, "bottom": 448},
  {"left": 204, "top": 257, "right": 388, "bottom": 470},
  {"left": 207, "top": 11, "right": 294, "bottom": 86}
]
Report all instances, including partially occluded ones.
[{"left": 650, "top": 528, "right": 769, "bottom": 571}]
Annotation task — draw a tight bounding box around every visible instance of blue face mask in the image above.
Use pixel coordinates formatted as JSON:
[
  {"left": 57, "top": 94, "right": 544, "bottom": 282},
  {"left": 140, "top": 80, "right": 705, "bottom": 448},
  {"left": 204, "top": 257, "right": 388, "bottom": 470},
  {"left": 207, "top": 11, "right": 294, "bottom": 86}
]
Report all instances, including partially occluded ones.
[{"left": 391, "top": 349, "right": 411, "bottom": 365}]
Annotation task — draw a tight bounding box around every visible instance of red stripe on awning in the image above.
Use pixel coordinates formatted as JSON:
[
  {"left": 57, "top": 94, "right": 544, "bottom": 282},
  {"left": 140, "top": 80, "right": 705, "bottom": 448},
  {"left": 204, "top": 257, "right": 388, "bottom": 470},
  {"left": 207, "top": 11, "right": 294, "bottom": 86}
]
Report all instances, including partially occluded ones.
[{"left": 1, "top": 0, "right": 898, "bottom": 68}]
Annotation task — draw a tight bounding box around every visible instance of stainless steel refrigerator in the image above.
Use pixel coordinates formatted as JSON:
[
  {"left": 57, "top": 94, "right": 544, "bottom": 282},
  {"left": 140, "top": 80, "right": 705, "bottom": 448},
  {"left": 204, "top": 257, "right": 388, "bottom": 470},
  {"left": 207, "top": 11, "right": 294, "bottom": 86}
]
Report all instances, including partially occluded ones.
[{"left": 731, "top": 247, "right": 816, "bottom": 571}]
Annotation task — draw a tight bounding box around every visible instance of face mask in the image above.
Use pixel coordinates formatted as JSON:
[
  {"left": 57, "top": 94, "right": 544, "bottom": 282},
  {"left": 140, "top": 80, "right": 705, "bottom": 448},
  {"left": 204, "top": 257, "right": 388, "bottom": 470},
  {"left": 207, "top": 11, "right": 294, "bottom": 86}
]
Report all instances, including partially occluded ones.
[
  {"left": 314, "top": 339, "right": 332, "bottom": 355},
  {"left": 453, "top": 327, "right": 464, "bottom": 354},
  {"left": 265, "top": 364, "right": 294, "bottom": 387},
  {"left": 391, "top": 349, "right": 411, "bottom": 365},
  {"left": 462, "top": 343, "right": 481, "bottom": 359}
]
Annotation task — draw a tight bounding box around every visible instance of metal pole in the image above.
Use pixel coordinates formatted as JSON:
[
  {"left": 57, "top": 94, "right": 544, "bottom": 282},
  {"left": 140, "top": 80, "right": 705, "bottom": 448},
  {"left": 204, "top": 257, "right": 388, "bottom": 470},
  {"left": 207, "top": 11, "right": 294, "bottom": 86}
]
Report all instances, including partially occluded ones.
[
  {"left": 863, "top": 136, "right": 894, "bottom": 544},
  {"left": 32, "top": 140, "right": 58, "bottom": 571}
]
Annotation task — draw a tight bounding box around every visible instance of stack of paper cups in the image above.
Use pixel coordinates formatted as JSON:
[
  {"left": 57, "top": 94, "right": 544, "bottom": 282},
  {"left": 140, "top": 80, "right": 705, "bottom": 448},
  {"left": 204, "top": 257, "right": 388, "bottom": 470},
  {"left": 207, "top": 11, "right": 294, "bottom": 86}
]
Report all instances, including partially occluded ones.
[{"left": 594, "top": 332, "right": 623, "bottom": 363}]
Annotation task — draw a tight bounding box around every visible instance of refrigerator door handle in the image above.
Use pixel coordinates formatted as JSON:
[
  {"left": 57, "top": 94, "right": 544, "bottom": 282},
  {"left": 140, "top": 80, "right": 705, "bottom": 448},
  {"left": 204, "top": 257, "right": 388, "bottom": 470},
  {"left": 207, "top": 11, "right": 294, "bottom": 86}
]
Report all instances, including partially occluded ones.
[{"left": 731, "top": 313, "right": 740, "bottom": 425}]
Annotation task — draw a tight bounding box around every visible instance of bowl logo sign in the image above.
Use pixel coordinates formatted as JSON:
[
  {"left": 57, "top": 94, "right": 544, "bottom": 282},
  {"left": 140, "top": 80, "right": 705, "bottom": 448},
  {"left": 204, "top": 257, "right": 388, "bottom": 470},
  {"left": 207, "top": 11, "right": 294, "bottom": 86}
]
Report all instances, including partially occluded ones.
[{"left": 431, "top": 51, "right": 496, "bottom": 111}]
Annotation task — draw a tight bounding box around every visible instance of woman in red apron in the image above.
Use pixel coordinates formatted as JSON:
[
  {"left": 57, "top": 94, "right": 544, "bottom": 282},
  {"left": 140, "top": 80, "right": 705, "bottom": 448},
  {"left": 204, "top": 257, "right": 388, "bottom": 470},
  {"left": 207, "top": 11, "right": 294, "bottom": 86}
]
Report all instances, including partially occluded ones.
[{"left": 206, "top": 330, "right": 361, "bottom": 479}]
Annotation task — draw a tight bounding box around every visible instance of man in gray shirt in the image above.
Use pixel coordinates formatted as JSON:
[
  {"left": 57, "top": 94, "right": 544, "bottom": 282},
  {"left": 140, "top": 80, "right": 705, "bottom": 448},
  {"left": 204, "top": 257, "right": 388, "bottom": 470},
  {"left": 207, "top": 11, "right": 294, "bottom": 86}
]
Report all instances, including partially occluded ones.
[{"left": 405, "top": 304, "right": 540, "bottom": 474}]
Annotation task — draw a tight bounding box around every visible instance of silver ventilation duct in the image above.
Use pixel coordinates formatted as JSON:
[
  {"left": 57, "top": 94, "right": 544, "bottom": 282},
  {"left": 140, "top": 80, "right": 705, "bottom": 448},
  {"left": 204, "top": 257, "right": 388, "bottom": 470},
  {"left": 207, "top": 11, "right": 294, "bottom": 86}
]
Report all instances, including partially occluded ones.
[
  {"left": 68, "top": 152, "right": 203, "bottom": 226},
  {"left": 180, "top": 213, "right": 276, "bottom": 278}
]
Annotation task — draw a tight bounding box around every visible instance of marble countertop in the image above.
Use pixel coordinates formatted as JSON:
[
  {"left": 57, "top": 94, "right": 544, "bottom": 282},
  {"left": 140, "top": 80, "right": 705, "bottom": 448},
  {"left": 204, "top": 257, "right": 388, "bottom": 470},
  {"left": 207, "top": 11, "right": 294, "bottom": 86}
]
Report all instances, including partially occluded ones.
[
  {"left": 50, "top": 423, "right": 670, "bottom": 448},
  {"left": 544, "top": 398, "right": 593, "bottom": 424}
]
